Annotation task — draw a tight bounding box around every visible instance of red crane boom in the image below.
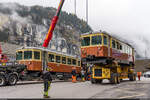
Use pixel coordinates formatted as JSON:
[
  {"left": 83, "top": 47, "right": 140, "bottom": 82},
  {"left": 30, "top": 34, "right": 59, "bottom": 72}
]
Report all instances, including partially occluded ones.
[{"left": 42, "top": 0, "right": 65, "bottom": 48}]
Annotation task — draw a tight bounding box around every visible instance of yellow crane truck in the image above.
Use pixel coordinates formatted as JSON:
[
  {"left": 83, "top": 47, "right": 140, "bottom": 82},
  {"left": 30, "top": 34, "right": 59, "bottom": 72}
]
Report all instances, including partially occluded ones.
[{"left": 81, "top": 31, "right": 136, "bottom": 84}]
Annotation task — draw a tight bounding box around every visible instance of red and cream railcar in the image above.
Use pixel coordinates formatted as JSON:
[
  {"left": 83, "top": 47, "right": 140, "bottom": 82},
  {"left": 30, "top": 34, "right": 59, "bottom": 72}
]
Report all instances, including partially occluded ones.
[
  {"left": 16, "top": 47, "right": 81, "bottom": 79},
  {"left": 81, "top": 32, "right": 135, "bottom": 65}
]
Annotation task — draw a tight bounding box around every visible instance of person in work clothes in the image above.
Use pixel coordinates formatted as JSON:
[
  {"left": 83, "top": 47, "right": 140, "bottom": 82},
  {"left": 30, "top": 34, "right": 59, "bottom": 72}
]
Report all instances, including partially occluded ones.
[
  {"left": 137, "top": 72, "right": 142, "bottom": 81},
  {"left": 81, "top": 69, "right": 85, "bottom": 82},
  {"left": 42, "top": 67, "right": 52, "bottom": 98},
  {"left": 71, "top": 67, "right": 77, "bottom": 83}
]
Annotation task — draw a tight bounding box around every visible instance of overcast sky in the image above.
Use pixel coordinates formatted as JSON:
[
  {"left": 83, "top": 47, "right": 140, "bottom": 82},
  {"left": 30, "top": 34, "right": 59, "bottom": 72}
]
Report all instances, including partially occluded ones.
[
  {"left": 0, "top": 0, "right": 149, "bottom": 34},
  {"left": 0, "top": 0, "right": 150, "bottom": 57}
]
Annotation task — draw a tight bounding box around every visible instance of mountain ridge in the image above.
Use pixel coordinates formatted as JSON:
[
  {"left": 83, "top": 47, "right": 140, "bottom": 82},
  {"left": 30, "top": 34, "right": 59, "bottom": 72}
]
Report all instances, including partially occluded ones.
[{"left": 0, "top": 3, "right": 92, "bottom": 57}]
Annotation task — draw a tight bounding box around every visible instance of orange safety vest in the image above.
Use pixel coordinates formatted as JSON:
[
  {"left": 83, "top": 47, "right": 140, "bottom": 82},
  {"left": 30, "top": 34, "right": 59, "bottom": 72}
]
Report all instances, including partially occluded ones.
[{"left": 137, "top": 72, "right": 142, "bottom": 76}]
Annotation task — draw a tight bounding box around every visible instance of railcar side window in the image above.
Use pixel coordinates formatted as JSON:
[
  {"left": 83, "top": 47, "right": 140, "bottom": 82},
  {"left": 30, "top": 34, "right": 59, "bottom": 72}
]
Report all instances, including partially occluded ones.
[
  {"left": 103, "top": 36, "right": 107, "bottom": 45},
  {"left": 34, "top": 51, "right": 40, "bottom": 60},
  {"left": 117, "top": 42, "right": 120, "bottom": 49},
  {"left": 92, "top": 35, "right": 102, "bottom": 45},
  {"left": 24, "top": 51, "right": 32, "bottom": 59},
  {"left": 16, "top": 51, "right": 23, "bottom": 60},
  {"left": 120, "top": 44, "right": 122, "bottom": 50},
  {"left": 56, "top": 56, "right": 61, "bottom": 63},
  {"left": 67, "top": 58, "right": 71, "bottom": 65},
  {"left": 72, "top": 59, "right": 76, "bottom": 65},
  {"left": 112, "top": 40, "right": 116, "bottom": 48},
  {"left": 81, "top": 37, "right": 90, "bottom": 46},
  {"left": 124, "top": 45, "right": 127, "bottom": 53},
  {"left": 130, "top": 48, "right": 132, "bottom": 55},
  {"left": 78, "top": 61, "right": 81, "bottom": 66},
  {"left": 62, "top": 57, "right": 66, "bottom": 64},
  {"left": 48, "top": 54, "right": 55, "bottom": 62}
]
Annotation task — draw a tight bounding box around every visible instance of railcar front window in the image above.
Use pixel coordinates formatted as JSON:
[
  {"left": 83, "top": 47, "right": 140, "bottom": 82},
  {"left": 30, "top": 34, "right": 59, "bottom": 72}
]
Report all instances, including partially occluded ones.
[
  {"left": 81, "top": 37, "right": 90, "bottom": 46},
  {"left": 24, "top": 51, "right": 32, "bottom": 59},
  {"left": 34, "top": 51, "right": 40, "bottom": 60},
  {"left": 56, "top": 56, "right": 61, "bottom": 63},
  {"left": 48, "top": 54, "right": 55, "bottom": 62},
  {"left": 92, "top": 35, "right": 102, "bottom": 45},
  {"left": 16, "top": 51, "right": 23, "bottom": 60}
]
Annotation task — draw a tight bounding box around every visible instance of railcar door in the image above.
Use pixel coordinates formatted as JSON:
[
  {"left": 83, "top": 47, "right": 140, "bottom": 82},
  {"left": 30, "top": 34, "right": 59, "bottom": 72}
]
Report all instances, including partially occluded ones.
[
  {"left": 42, "top": 50, "right": 48, "bottom": 71},
  {"left": 108, "top": 36, "right": 111, "bottom": 57}
]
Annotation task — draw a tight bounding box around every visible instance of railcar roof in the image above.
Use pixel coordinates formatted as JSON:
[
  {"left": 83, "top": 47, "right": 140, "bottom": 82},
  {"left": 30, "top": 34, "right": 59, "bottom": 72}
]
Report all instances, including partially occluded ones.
[
  {"left": 16, "top": 46, "right": 80, "bottom": 59},
  {"left": 81, "top": 31, "right": 134, "bottom": 48}
]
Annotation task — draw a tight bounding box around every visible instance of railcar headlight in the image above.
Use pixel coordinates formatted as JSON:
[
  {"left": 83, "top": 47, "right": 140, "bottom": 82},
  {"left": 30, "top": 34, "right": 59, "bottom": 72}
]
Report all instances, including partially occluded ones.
[
  {"left": 28, "top": 62, "right": 31, "bottom": 65},
  {"left": 82, "top": 49, "right": 85, "bottom": 54},
  {"left": 98, "top": 47, "right": 101, "bottom": 50}
]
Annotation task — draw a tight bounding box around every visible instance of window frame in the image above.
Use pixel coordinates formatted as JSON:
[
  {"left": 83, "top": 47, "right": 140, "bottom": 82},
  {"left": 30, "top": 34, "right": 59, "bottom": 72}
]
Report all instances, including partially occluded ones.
[
  {"left": 112, "top": 39, "right": 116, "bottom": 49},
  {"left": 81, "top": 36, "right": 91, "bottom": 47},
  {"left": 55, "top": 55, "right": 61, "bottom": 63},
  {"left": 24, "top": 50, "right": 33, "bottom": 60},
  {"left": 48, "top": 53, "right": 55, "bottom": 63},
  {"left": 62, "top": 56, "right": 67, "bottom": 64},
  {"left": 72, "top": 59, "right": 77, "bottom": 66},
  {"left": 33, "top": 50, "right": 41, "bottom": 60},
  {"left": 16, "top": 50, "right": 23, "bottom": 60},
  {"left": 91, "top": 35, "right": 102, "bottom": 46},
  {"left": 78, "top": 60, "right": 81, "bottom": 67},
  {"left": 103, "top": 35, "right": 108, "bottom": 46},
  {"left": 116, "top": 41, "right": 120, "bottom": 50},
  {"left": 67, "top": 57, "right": 72, "bottom": 65}
]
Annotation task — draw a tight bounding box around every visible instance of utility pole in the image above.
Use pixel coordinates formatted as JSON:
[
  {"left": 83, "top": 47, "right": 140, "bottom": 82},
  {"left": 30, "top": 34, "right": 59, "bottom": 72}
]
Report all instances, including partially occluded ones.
[
  {"left": 74, "top": 0, "right": 76, "bottom": 15},
  {"left": 145, "top": 49, "right": 147, "bottom": 59},
  {"left": 86, "top": 0, "right": 88, "bottom": 24}
]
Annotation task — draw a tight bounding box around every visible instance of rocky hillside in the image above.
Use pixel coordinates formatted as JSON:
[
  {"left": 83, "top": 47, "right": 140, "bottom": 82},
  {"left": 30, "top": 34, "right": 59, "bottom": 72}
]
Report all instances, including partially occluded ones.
[{"left": 0, "top": 3, "right": 92, "bottom": 57}]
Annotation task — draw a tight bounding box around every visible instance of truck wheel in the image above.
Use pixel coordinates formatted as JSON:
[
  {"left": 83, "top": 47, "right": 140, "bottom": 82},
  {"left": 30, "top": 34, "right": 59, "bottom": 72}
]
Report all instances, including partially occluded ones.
[
  {"left": 133, "top": 74, "right": 136, "bottom": 81},
  {"left": 110, "top": 73, "right": 117, "bottom": 84},
  {"left": 96, "top": 79, "right": 102, "bottom": 83},
  {"left": 114, "top": 76, "right": 117, "bottom": 84},
  {"left": 129, "top": 74, "right": 134, "bottom": 81},
  {"left": 8, "top": 74, "right": 18, "bottom": 85},
  {"left": 91, "top": 78, "right": 96, "bottom": 84},
  {"left": 117, "top": 77, "right": 120, "bottom": 84},
  {"left": 0, "top": 75, "right": 6, "bottom": 86}
]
